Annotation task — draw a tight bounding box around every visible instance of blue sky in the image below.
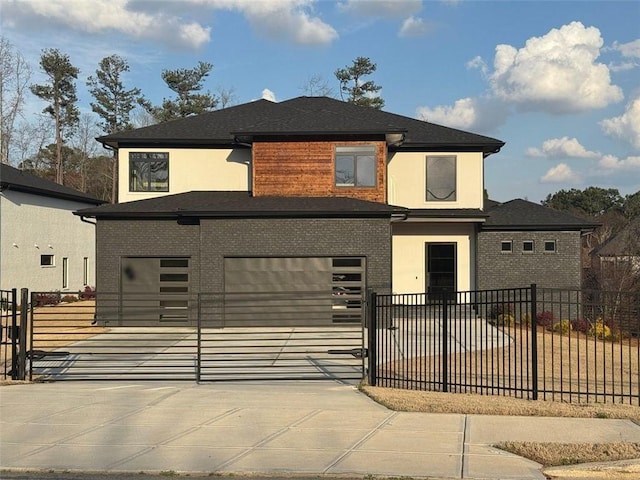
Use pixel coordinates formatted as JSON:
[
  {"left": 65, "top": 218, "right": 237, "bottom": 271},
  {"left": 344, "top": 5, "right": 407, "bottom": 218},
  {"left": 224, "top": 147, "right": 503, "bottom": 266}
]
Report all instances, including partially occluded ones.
[{"left": 2, "top": 0, "right": 639, "bottom": 203}]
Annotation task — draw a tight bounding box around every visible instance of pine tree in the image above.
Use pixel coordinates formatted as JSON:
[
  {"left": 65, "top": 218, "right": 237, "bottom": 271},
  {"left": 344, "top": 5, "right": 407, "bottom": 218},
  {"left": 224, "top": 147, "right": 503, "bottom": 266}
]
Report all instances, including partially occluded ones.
[
  {"left": 30, "top": 48, "right": 79, "bottom": 184},
  {"left": 87, "top": 54, "right": 147, "bottom": 134},
  {"left": 335, "top": 57, "right": 384, "bottom": 109},
  {"left": 148, "top": 61, "right": 217, "bottom": 122}
]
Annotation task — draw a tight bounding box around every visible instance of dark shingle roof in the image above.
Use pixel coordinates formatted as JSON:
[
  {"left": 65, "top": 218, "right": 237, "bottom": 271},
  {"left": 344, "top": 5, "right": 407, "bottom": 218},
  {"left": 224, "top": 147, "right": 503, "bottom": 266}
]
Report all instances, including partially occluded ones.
[
  {"left": 1, "top": 163, "right": 104, "bottom": 205},
  {"left": 75, "top": 191, "right": 404, "bottom": 219},
  {"left": 482, "top": 199, "right": 599, "bottom": 230},
  {"left": 98, "top": 96, "right": 504, "bottom": 155}
]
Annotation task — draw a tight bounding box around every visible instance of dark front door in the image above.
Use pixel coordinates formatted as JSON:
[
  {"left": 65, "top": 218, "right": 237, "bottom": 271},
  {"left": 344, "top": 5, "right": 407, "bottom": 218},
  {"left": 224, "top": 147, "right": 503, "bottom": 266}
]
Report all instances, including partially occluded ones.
[{"left": 426, "top": 243, "right": 456, "bottom": 298}]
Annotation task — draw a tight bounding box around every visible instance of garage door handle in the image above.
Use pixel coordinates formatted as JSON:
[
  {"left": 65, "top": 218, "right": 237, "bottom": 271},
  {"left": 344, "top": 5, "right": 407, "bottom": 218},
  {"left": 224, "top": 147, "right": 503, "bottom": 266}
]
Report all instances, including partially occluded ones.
[{"left": 327, "top": 348, "right": 367, "bottom": 358}]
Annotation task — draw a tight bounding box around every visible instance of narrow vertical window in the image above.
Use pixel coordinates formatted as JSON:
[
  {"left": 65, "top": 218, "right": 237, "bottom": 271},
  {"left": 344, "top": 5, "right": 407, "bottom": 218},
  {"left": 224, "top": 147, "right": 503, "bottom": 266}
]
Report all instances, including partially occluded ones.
[
  {"left": 83, "top": 257, "right": 89, "bottom": 285},
  {"left": 426, "top": 156, "right": 456, "bottom": 201},
  {"left": 62, "top": 257, "right": 69, "bottom": 288}
]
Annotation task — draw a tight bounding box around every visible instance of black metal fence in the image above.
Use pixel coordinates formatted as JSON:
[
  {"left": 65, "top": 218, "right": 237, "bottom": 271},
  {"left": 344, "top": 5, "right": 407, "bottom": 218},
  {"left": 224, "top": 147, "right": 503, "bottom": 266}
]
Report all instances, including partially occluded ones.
[
  {"left": 23, "top": 290, "right": 363, "bottom": 382},
  {"left": 368, "top": 286, "right": 640, "bottom": 405},
  {"left": 1, "top": 288, "right": 27, "bottom": 380}
]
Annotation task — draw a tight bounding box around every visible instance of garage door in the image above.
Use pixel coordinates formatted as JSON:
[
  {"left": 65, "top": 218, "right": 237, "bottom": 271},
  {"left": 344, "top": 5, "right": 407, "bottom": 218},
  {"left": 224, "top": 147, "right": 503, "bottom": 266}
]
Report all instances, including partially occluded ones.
[
  {"left": 222, "top": 257, "right": 364, "bottom": 327},
  {"left": 120, "top": 257, "right": 192, "bottom": 326}
]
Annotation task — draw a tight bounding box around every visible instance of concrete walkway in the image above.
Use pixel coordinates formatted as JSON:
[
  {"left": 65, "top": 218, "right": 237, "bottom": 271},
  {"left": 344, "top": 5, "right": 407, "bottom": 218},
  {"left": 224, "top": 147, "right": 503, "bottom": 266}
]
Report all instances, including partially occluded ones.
[{"left": 1, "top": 381, "right": 639, "bottom": 479}]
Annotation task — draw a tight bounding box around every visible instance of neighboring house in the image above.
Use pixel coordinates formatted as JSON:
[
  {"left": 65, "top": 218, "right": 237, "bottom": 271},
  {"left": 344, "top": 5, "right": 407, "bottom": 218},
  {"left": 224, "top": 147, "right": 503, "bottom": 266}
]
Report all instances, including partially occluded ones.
[
  {"left": 593, "top": 217, "right": 640, "bottom": 291},
  {"left": 477, "top": 199, "right": 598, "bottom": 291},
  {"left": 74, "top": 96, "right": 586, "bottom": 325},
  {"left": 1, "top": 163, "right": 104, "bottom": 293}
]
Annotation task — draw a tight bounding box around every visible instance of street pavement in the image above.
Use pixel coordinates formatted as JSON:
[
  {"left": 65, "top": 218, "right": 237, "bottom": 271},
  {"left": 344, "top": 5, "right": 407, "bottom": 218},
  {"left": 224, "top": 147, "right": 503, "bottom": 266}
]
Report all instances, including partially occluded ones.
[{"left": 1, "top": 381, "right": 639, "bottom": 479}]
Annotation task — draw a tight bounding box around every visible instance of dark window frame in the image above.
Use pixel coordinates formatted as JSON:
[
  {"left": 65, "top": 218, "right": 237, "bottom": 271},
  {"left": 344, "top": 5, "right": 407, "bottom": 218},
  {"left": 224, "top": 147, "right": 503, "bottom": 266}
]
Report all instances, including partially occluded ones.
[
  {"left": 334, "top": 146, "right": 377, "bottom": 188},
  {"left": 129, "top": 152, "right": 169, "bottom": 192},
  {"left": 426, "top": 155, "right": 457, "bottom": 202},
  {"left": 40, "top": 254, "right": 55, "bottom": 267}
]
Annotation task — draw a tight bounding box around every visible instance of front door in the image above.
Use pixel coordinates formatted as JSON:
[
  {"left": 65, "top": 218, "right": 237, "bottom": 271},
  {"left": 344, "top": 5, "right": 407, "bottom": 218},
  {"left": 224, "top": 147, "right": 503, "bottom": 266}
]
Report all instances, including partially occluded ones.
[{"left": 426, "top": 243, "right": 456, "bottom": 299}]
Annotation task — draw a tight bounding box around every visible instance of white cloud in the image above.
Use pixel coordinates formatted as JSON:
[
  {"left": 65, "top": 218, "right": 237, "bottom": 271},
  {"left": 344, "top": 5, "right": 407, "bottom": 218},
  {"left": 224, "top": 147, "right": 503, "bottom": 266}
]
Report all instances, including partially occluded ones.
[
  {"left": 261, "top": 88, "right": 277, "bottom": 102},
  {"left": 526, "top": 137, "right": 600, "bottom": 158},
  {"left": 4, "top": 0, "right": 212, "bottom": 49},
  {"left": 226, "top": 0, "right": 338, "bottom": 45},
  {"left": 416, "top": 97, "right": 508, "bottom": 133},
  {"left": 399, "top": 16, "right": 432, "bottom": 38},
  {"left": 338, "top": 0, "right": 422, "bottom": 18},
  {"left": 489, "top": 22, "right": 623, "bottom": 113},
  {"left": 612, "top": 39, "right": 640, "bottom": 58},
  {"left": 600, "top": 95, "right": 640, "bottom": 149},
  {"left": 598, "top": 154, "right": 640, "bottom": 171},
  {"left": 541, "top": 163, "right": 580, "bottom": 183},
  {"left": 3, "top": 0, "right": 339, "bottom": 48},
  {"left": 466, "top": 56, "right": 488, "bottom": 77}
]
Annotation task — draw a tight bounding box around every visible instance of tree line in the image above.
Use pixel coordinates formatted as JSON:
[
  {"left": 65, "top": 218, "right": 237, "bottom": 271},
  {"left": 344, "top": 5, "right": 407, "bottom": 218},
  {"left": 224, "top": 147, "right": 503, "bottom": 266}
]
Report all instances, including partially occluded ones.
[{"left": 1, "top": 36, "right": 384, "bottom": 202}]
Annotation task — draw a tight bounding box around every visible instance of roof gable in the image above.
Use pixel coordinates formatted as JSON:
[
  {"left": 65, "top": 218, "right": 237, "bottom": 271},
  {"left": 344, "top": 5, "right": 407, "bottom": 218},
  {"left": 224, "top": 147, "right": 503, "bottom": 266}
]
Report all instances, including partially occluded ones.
[
  {"left": 483, "top": 198, "right": 599, "bottom": 230},
  {"left": 98, "top": 96, "right": 504, "bottom": 154},
  {"left": 76, "top": 191, "right": 404, "bottom": 219},
  {"left": 1, "top": 163, "right": 104, "bottom": 205}
]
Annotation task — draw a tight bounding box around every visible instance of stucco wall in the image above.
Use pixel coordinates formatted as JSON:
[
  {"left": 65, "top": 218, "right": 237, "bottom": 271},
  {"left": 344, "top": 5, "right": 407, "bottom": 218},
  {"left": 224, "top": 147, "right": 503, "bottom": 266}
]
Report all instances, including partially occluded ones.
[
  {"left": 391, "top": 222, "right": 476, "bottom": 294},
  {"left": 387, "top": 151, "right": 484, "bottom": 209},
  {"left": 118, "top": 147, "right": 251, "bottom": 203},
  {"left": 476, "top": 230, "right": 583, "bottom": 290},
  {"left": 1, "top": 190, "right": 97, "bottom": 292}
]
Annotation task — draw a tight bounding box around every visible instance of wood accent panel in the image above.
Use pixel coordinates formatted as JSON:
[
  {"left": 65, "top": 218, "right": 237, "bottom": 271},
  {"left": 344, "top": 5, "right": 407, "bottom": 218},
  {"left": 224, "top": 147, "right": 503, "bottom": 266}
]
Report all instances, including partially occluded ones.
[{"left": 252, "top": 141, "right": 386, "bottom": 202}]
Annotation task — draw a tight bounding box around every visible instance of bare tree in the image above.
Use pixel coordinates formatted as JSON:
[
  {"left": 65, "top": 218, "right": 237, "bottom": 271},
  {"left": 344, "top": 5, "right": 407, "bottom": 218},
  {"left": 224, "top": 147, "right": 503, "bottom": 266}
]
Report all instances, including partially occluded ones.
[
  {"left": 70, "top": 114, "right": 100, "bottom": 193},
  {"left": 216, "top": 86, "right": 237, "bottom": 108},
  {"left": 13, "top": 116, "right": 52, "bottom": 170},
  {"left": 0, "top": 37, "right": 32, "bottom": 165},
  {"left": 300, "top": 74, "right": 334, "bottom": 97}
]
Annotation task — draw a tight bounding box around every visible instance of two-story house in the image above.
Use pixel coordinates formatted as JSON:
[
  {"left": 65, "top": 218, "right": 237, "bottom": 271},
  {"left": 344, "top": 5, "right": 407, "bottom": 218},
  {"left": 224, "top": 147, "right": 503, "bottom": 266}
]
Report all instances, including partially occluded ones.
[{"left": 76, "top": 96, "right": 591, "bottom": 326}]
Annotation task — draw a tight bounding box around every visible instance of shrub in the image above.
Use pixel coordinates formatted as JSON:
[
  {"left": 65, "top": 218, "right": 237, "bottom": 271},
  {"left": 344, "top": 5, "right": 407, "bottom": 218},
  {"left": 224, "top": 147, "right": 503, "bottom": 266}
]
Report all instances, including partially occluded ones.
[
  {"left": 536, "top": 310, "right": 554, "bottom": 328},
  {"left": 489, "top": 302, "right": 514, "bottom": 319},
  {"left": 61, "top": 294, "right": 78, "bottom": 303},
  {"left": 571, "top": 318, "right": 589, "bottom": 333},
  {"left": 520, "top": 313, "right": 532, "bottom": 326},
  {"left": 552, "top": 319, "right": 571, "bottom": 335},
  {"left": 35, "top": 292, "right": 61, "bottom": 306},
  {"left": 588, "top": 319, "right": 612, "bottom": 340},
  {"left": 79, "top": 286, "right": 96, "bottom": 300},
  {"left": 496, "top": 313, "right": 515, "bottom": 326}
]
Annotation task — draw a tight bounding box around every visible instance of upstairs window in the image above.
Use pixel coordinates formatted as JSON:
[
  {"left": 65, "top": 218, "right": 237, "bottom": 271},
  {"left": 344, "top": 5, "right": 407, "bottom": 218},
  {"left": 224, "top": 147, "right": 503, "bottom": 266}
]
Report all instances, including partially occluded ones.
[
  {"left": 40, "top": 254, "right": 54, "bottom": 267},
  {"left": 129, "top": 152, "right": 169, "bottom": 192},
  {"left": 544, "top": 240, "right": 557, "bottom": 253},
  {"left": 523, "top": 240, "right": 534, "bottom": 253},
  {"left": 426, "top": 156, "right": 456, "bottom": 201},
  {"left": 501, "top": 241, "right": 513, "bottom": 253},
  {"left": 335, "top": 146, "right": 376, "bottom": 187}
]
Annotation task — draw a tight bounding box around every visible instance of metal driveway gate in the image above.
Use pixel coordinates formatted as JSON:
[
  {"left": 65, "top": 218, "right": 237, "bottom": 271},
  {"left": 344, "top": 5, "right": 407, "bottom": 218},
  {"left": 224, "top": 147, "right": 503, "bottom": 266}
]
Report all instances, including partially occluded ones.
[{"left": 26, "top": 291, "right": 365, "bottom": 382}]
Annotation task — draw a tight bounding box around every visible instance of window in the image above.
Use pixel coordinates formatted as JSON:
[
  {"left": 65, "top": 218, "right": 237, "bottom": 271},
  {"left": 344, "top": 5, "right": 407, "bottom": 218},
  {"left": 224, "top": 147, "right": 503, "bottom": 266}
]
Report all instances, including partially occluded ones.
[
  {"left": 40, "top": 254, "right": 54, "bottom": 266},
  {"left": 523, "top": 241, "right": 534, "bottom": 253},
  {"left": 544, "top": 240, "right": 557, "bottom": 253},
  {"left": 335, "top": 146, "right": 376, "bottom": 187},
  {"left": 62, "top": 257, "right": 69, "bottom": 288},
  {"left": 501, "top": 241, "right": 513, "bottom": 253},
  {"left": 83, "top": 257, "right": 89, "bottom": 285},
  {"left": 129, "top": 152, "right": 169, "bottom": 192},
  {"left": 426, "top": 156, "right": 456, "bottom": 201}
]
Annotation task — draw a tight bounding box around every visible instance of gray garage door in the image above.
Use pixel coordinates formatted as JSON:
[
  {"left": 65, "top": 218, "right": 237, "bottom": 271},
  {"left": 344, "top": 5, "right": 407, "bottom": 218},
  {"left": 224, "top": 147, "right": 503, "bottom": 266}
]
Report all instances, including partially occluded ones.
[{"left": 221, "top": 257, "right": 364, "bottom": 327}]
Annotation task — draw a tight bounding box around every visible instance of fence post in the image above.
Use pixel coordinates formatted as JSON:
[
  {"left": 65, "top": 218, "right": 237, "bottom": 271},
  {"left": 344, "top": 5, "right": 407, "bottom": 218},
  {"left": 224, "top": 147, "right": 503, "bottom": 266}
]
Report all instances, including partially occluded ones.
[
  {"left": 441, "top": 292, "right": 449, "bottom": 393},
  {"left": 16, "top": 288, "right": 29, "bottom": 381},
  {"left": 196, "top": 293, "right": 201, "bottom": 383},
  {"left": 367, "top": 289, "right": 377, "bottom": 387},
  {"left": 530, "top": 283, "right": 538, "bottom": 400},
  {"left": 10, "top": 288, "right": 18, "bottom": 380}
]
